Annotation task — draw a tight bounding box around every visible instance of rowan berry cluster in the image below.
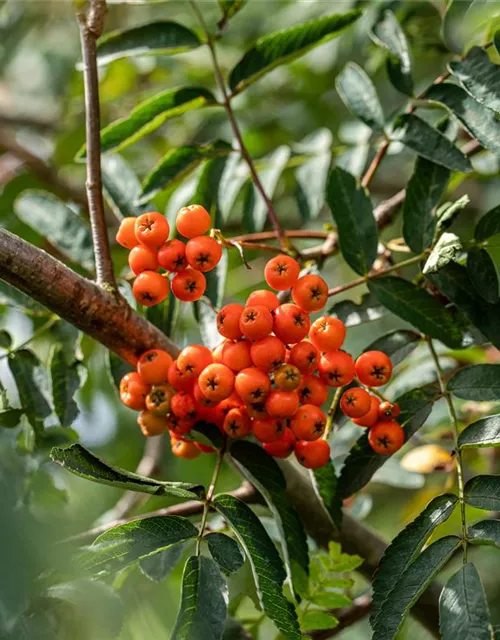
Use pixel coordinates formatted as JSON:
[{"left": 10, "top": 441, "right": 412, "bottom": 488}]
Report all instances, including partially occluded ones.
[
  {"left": 118, "top": 240, "right": 404, "bottom": 466},
  {"left": 116, "top": 204, "right": 222, "bottom": 306}
]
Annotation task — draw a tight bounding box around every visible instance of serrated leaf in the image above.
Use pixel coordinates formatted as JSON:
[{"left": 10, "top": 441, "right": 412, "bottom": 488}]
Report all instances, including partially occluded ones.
[
  {"left": 403, "top": 157, "right": 449, "bottom": 254},
  {"left": 140, "top": 542, "right": 185, "bottom": 582},
  {"left": 302, "top": 611, "right": 339, "bottom": 632},
  {"left": 230, "top": 441, "right": 309, "bottom": 593},
  {"left": 449, "top": 46, "right": 500, "bottom": 114},
  {"left": 468, "top": 519, "right": 500, "bottom": 549},
  {"left": 138, "top": 141, "right": 232, "bottom": 204},
  {"left": 368, "top": 277, "right": 464, "bottom": 348},
  {"left": 0, "top": 408, "right": 23, "bottom": 429},
  {"left": 213, "top": 494, "right": 301, "bottom": 640},
  {"left": 172, "top": 555, "right": 228, "bottom": 640},
  {"left": 329, "top": 291, "right": 386, "bottom": 327},
  {"left": 458, "top": 414, "right": 500, "bottom": 450},
  {"left": 51, "top": 443, "right": 205, "bottom": 498},
  {"left": 311, "top": 461, "right": 342, "bottom": 530},
  {"left": 338, "top": 384, "right": 440, "bottom": 498},
  {"left": 193, "top": 251, "right": 227, "bottom": 349},
  {"left": 49, "top": 345, "right": 86, "bottom": 427},
  {"left": 363, "top": 329, "right": 421, "bottom": 367},
  {"left": 464, "top": 475, "right": 500, "bottom": 510},
  {"left": 14, "top": 191, "right": 94, "bottom": 271},
  {"left": 394, "top": 114, "right": 471, "bottom": 173},
  {"left": 96, "top": 21, "right": 202, "bottom": 65},
  {"left": 370, "top": 10, "right": 413, "bottom": 96},
  {"left": 423, "top": 232, "right": 462, "bottom": 275},
  {"left": 372, "top": 536, "right": 460, "bottom": 640},
  {"left": 475, "top": 205, "right": 500, "bottom": 242},
  {"left": 448, "top": 364, "right": 500, "bottom": 400},
  {"left": 335, "top": 62, "right": 384, "bottom": 130},
  {"left": 0, "top": 329, "right": 12, "bottom": 349},
  {"left": 101, "top": 154, "right": 147, "bottom": 219},
  {"left": 467, "top": 247, "right": 499, "bottom": 304},
  {"left": 426, "top": 83, "right": 500, "bottom": 156},
  {"left": 326, "top": 166, "right": 378, "bottom": 275},
  {"left": 228, "top": 10, "right": 362, "bottom": 93},
  {"left": 82, "top": 517, "right": 198, "bottom": 573},
  {"left": 371, "top": 494, "right": 458, "bottom": 623},
  {"left": 439, "top": 563, "right": 492, "bottom": 640},
  {"left": 205, "top": 533, "right": 245, "bottom": 575}
]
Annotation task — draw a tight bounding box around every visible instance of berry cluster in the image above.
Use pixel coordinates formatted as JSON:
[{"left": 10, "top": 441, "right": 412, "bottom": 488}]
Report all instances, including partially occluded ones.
[
  {"left": 116, "top": 204, "right": 222, "bottom": 306},
  {"left": 117, "top": 235, "right": 405, "bottom": 466}
]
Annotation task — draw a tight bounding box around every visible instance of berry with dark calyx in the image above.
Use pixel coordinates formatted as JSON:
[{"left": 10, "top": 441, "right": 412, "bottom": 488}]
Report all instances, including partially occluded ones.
[
  {"left": 146, "top": 384, "right": 174, "bottom": 415},
  {"left": 309, "top": 316, "right": 346, "bottom": 352},
  {"left": 378, "top": 401, "right": 401, "bottom": 421},
  {"left": 340, "top": 387, "right": 371, "bottom": 419},
  {"left": 250, "top": 336, "right": 286, "bottom": 372},
  {"left": 171, "top": 391, "right": 197, "bottom": 420},
  {"left": 368, "top": 420, "right": 405, "bottom": 455},
  {"left": 352, "top": 395, "right": 381, "bottom": 428},
  {"left": 176, "top": 204, "right": 211, "bottom": 239},
  {"left": 168, "top": 361, "right": 195, "bottom": 392},
  {"left": 135, "top": 212, "right": 170, "bottom": 248},
  {"left": 252, "top": 417, "right": 285, "bottom": 443},
  {"left": 239, "top": 305, "right": 274, "bottom": 341},
  {"left": 291, "top": 404, "right": 327, "bottom": 441},
  {"left": 264, "top": 255, "right": 300, "bottom": 291},
  {"left": 235, "top": 367, "right": 271, "bottom": 404},
  {"left": 291, "top": 274, "right": 328, "bottom": 312},
  {"left": 177, "top": 344, "right": 213, "bottom": 379},
  {"left": 274, "top": 363, "right": 301, "bottom": 391},
  {"left": 245, "top": 401, "right": 269, "bottom": 420},
  {"left": 217, "top": 303, "right": 244, "bottom": 341},
  {"left": 167, "top": 414, "right": 195, "bottom": 437},
  {"left": 185, "top": 236, "right": 222, "bottom": 273},
  {"left": 355, "top": 351, "right": 393, "bottom": 387},
  {"left": 289, "top": 340, "right": 318, "bottom": 374},
  {"left": 137, "top": 349, "right": 173, "bottom": 385},
  {"left": 133, "top": 271, "right": 169, "bottom": 307},
  {"left": 171, "top": 268, "right": 206, "bottom": 302},
  {"left": 273, "top": 304, "right": 310, "bottom": 344},
  {"left": 318, "top": 350, "right": 355, "bottom": 387},
  {"left": 223, "top": 407, "right": 252, "bottom": 438},
  {"left": 198, "top": 363, "right": 235, "bottom": 403},
  {"left": 263, "top": 427, "right": 296, "bottom": 458},
  {"left": 158, "top": 239, "right": 187, "bottom": 272},
  {"left": 295, "top": 439, "right": 330, "bottom": 469}
]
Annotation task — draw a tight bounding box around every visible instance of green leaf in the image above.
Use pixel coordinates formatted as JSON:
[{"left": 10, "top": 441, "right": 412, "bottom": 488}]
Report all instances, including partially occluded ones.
[
  {"left": 468, "top": 519, "right": 500, "bottom": 549},
  {"left": 138, "top": 141, "right": 232, "bottom": 204},
  {"left": 335, "top": 62, "right": 384, "bottom": 130},
  {"left": 371, "top": 494, "right": 458, "bottom": 623},
  {"left": 310, "top": 592, "right": 351, "bottom": 608},
  {"left": 96, "top": 21, "right": 202, "bottom": 65},
  {"left": 464, "top": 475, "right": 500, "bottom": 510},
  {"left": 230, "top": 441, "right": 309, "bottom": 592},
  {"left": 439, "top": 563, "right": 492, "bottom": 640},
  {"left": 423, "top": 232, "right": 462, "bottom": 275},
  {"left": 441, "top": 0, "right": 475, "bottom": 54},
  {"left": 172, "top": 555, "right": 228, "bottom": 640},
  {"left": 296, "top": 133, "right": 332, "bottom": 221},
  {"left": 311, "top": 461, "right": 342, "bottom": 530},
  {"left": 193, "top": 251, "right": 227, "bottom": 349},
  {"left": 467, "top": 247, "right": 499, "bottom": 304},
  {"left": 363, "top": 329, "right": 421, "bottom": 367},
  {"left": 0, "top": 329, "right": 12, "bottom": 349},
  {"left": 140, "top": 543, "right": 185, "bottom": 583},
  {"left": 8, "top": 349, "right": 52, "bottom": 436},
  {"left": 49, "top": 346, "right": 86, "bottom": 427},
  {"left": 370, "top": 9, "right": 413, "bottom": 96},
  {"left": 459, "top": 414, "right": 500, "bottom": 449},
  {"left": 14, "top": 191, "right": 94, "bottom": 272},
  {"left": 218, "top": 0, "right": 247, "bottom": 27},
  {"left": 193, "top": 155, "right": 230, "bottom": 227},
  {"left": 51, "top": 443, "right": 205, "bottom": 499},
  {"left": 101, "top": 154, "right": 147, "bottom": 219},
  {"left": 403, "top": 157, "right": 449, "bottom": 254},
  {"left": 82, "top": 517, "right": 198, "bottom": 573},
  {"left": 0, "top": 408, "right": 23, "bottom": 429},
  {"left": 213, "top": 494, "right": 301, "bottom": 640},
  {"left": 326, "top": 166, "right": 378, "bottom": 275},
  {"left": 475, "top": 205, "right": 500, "bottom": 242},
  {"left": 436, "top": 195, "right": 470, "bottom": 235},
  {"left": 368, "top": 277, "right": 464, "bottom": 348},
  {"left": 448, "top": 364, "right": 500, "bottom": 400},
  {"left": 302, "top": 611, "right": 339, "bottom": 632},
  {"left": 328, "top": 291, "right": 386, "bottom": 327},
  {"left": 146, "top": 292, "right": 180, "bottom": 338},
  {"left": 394, "top": 114, "right": 471, "bottom": 173},
  {"left": 449, "top": 46, "right": 500, "bottom": 114},
  {"left": 372, "top": 536, "right": 460, "bottom": 640},
  {"left": 218, "top": 153, "right": 248, "bottom": 222},
  {"left": 426, "top": 83, "right": 500, "bottom": 156},
  {"left": 205, "top": 533, "right": 245, "bottom": 575},
  {"left": 338, "top": 384, "right": 440, "bottom": 498},
  {"left": 191, "top": 421, "right": 224, "bottom": 450},
  {"left": 243, "top": 145, "right": 290, "bottom": 233},
  {"left": 228, "top": 10, "right": 362, "bottom": 93}
]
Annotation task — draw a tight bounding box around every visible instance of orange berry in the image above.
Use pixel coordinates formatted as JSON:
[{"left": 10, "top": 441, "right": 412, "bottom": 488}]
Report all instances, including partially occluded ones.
[
  {"left": 298, "top": 374, "right": 328, "bottom": 406},
  {"left": 168, "top": 414, "right": 195, "bottom": 437},
  {"left": 318, "top": 351, "right": 355, "bottom": 387},
  {"left": 145, "top": 384, "right": 174, "bottom": 415},
  {"left": 252, "top": 417, "right": 285, "bottom": 443},
  {"left": 250, "top": 336, "right": 286, "bottom": 372},
  {"left": 221, "top": 340, "right": 252, "bottom": 372},
  {"left": 291, "top": 274, "right": 328, "bottom": 313},
  {"left": 265, "top": 255, "right": 300, "bottom": 291},
  {"left": 273, "top": 304, "right": 310, "bottom": 344},
  {"left": 120, "top": 372, "right": 150, "bottom": 411},
  {"left": 239, "top": 305, "right": 274, "bottom": 341},
  {"left": 309, "top": 316, "right": 346, "bottom": 352},
  {"left": 378, "top": 401, "right": 401, "bottom": 421},
  {"left": 265, "top": 389, "right": 299, "bottom": 418},
  {"left": 217, "top": 393, "right": 244, "bottom": 418},
  {"left": 368, "top": 421, "right": 405, "bottom": 455},
  {"left": 217, "top": 304, "right": 244, "bottom": 341},
  {"left": 128, "top": 244, "right": 159, "bottom": 276},
  {"left": 157, "top": 239, "right": 187, "bottom": 272},
  {"left": 235, "top": 367, "right": 271, "bottom": 404},
  {"left": 274, "top": 364, "right": 301, "bottom": 391},
  {"left": 138, "top": 410, "right": 168, "bottom": 436},
  {"left": 177, "top": 344, "right": 213, "bottom": 379},
  {"left": 352, "top": 395, "right": 381, "bottom": 427},
  {"left": 167, "top": 361, "right": 195, "bottom": 392},
  {"left": 171, "top": 391, "right": 197, "bottom": 420},
  {"left": 137, "top": 349, "right": 173, "bottom": 385},
  {"left": 289, "top": 340, "right": 318, "bottom": 374},
  {"left": 198, "top": 363, "right": 235, "bottom": 403},
  {"left": 212, "top": 341, "right": 225, "bottom": 363},
  {"left": 193, "top": 383, "right": 218, "bottom": 408},
  {"left": 245, "top": 401, "right": 269, "bottom": 420},
  {"left": 176, "top": 204, "right": 211, "bottom": 239},
  {"left": 246, "top": 289, "right": 280, "bottom": 311},
  {"left": 295, "top": 439, "right": 330, "bottom": 469},
  {"left": 223, "top": 407, "right": 252, "bottom": 438},
  {"left": 340, "top": 387, "right": 372, "bottom": 419},
  {"left": 171, "top": 268, "right": 206, "bottom": 302},
  {"left": 171, "top": 438, "right": 201, "bottom": 459},
  {"left": 291, "top": 404, "right": 326, "bottom": 441},
  {"left": 263, "top": 427, "right": 296, "bottom": 458},
  {"left": 116, "top": 217, "right": 139, "bottom": 250},
  {"left": 133, "top": 271, "right": 169, "bottom": 307},
  {"left": 185, "top": 236, "right": 222, "bottom": 273},
  {"left": 135, "top": 212, "right": 170, "bottom": 248},
  {"left": 355, "top": 351, "right": 393, "bottom": 387}
]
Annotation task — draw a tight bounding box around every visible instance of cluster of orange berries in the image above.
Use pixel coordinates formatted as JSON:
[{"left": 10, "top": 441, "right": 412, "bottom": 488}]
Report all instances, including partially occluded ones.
[{"left": 116, "top": 204, "right": 221, "bottom": 306}]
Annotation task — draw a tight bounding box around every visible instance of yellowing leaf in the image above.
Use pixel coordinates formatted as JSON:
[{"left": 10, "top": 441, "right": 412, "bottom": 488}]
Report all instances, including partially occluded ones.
[{"left": 400, "top": 445, "right": 455, "bottom": 474}]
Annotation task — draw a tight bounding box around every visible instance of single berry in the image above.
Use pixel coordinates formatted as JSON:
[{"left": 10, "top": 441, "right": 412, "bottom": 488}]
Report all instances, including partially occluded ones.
[
  {"left": 171, "top": 391, "right": 197, "bottom": 420},
  {"left": 318, "top": 350, "right": 355, "bottom": 387},
  {"left": 217, "top": 303, "right": 244, "bottom": 341},
  {"left": 263, "top": 427, "right": 296, "bottom": 458},
  {"left": 295, "top": 439, "right": 330, "bottom": 469},
  {"left": 185, "top": 236, "right": 222, "bottom": 273},
  {"left": 340, "top": 387, "right": 372, "bottom": 418},
  {"left": 274, "top": 363, "right": 301, "bottom": 391},
  {"left": 246, "top": 289, "right": 280, "bottom": 311},
  {"left": 138, "top": 410, "right": 168, "bottom": 437},
  {"left": 250, "top": 336, "right": 286, "bottom": 372},
  {"left": 352, "top": 395, "right": 381, "bottom": 428},
  {"left": 158, "top": 239, "right": 187, "bottom": 272},
  {"left": 368, "top": 420, "right": 405, "bottom": 455},
  {"left": 265, "top": 255, "right": 300, "bottom": 291},
  {"left": 176, "top": 204, "right": 211, "bottom": 239},
  {"left": 135, "top": 212, "right": 170, "bottom": 248},
  {"left": 265, "top": 389, "right": 300, "bottom": 418},
  {"left": 167, "top": 361, "right": 195, "bottom": 392},
  {"left": 289, "top": 340, "right": 319, "bottom": 374},
  {"left": 291, "top": 404, "right": 327, "bottom": 441},
  {"left": 198, "top": 363, "right": 235, "bottom": 403},
  {"left": 378, "top": 401, "right": 401, "bottom": 421},
  {"left": 145, "top": 384, "right": 174, "bottom": 415},
  {"left": 239, "top": 305, "right": 274, "bottom": 341},
  {"left": 168, "top": 414, "right": 195, "bottom": 437},
  {"left": 355, "top": 351, "right": 393, "bottom": 387},
  {"left": 309, "top": 316, "right": 346, "bottom": 352},
  {"left": 291, "top": 274, "right": 328, "bottom": 312},
  {"left": 252, "top": 417, "right": 285, "bottom": 443},
  {"left": 171, "top": 268, "right": 206, "bottom": 302},
  {"left": 120, "top": 372, "right": 150, "bottom": 411},
  {"left": 298, "top": 374, "right": 328, "bottom": 406},
  {"left": 171, "top": 438, "right": 200, "bottom": 459},
  {"left": 223, "top": 407, "right": 252, "bottom": 438},
  {"left": 177, "top": 344, "right": 213, "bottom": 379},
  {"left": 273, "top": 304, "right": 311, "bottom": 344},
  {"left": 116, "top": 217, "right": 139, "bottom": 250},
  {"left": 221, "top": 340, "right": 252, "bottom": 372},
  {"left": 133, "top": 271, "right": 169, "bottom": 307},
  {"left": 137, "top": 349, "right": 173, "bottom": 385},
  {"left": 128, "top": 245, "right": 159, "bottom": 276},
  {"left": 234, "top": 367, "right": 271, "bottom": 404}
]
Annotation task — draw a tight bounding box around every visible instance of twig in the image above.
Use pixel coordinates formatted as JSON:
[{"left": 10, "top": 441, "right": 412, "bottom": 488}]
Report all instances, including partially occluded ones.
[
  {"left": 324, "top": 387, "right": 342, "bottom": 439},
  {"left": 361, "top": 138, "right": 390, "bottom": 189},
  {"left": 309, "top": 594, "right": 372, "bottom": 639},
  {"left": 76, "top": 0, "right": 116, "bottom": 289},
  {"left": 196, "top": 439, "right": 227, "bottom": 554}
]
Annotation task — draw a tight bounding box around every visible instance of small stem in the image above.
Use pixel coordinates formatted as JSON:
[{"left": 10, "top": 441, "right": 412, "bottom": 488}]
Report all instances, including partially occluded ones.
[
  {"left": 76, "top": 0, "right": 116, "bottom": 289},
  {"left": 324, "top": 387, "right": 343, "bottom": 439},
  {"left": 427, "top": 338, "right": 467, "bottom": 563},
  {"left": 361, "top": 138, "right": 390, "bottom": 189},
  {"left": 196, "top": 440, "right": 226, "bottom": 554},
  {"left": 190, "top": 0, "right": 288, "bottom": 251},
  {"left": 0, "top": 316, "right": 58, "bottom": 361},
  {"left": 231, "top": 230, "right": 330, "bottom": 243}
]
